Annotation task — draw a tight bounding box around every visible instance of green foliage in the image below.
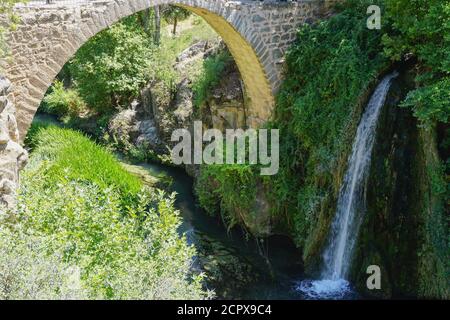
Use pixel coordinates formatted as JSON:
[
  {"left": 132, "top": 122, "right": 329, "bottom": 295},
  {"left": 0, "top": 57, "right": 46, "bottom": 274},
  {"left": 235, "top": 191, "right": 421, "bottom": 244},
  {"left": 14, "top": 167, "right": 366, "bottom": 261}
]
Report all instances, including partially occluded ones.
[
  {"left": 162, "top": 5, "right": 191, "bottom": 35},
  {"left": 162, "top": 6, "right": 191, "bottom": 24},
  {"left": 383, "top": 0, "right": 450, "bottom": 75},
  {"left": 68, "top": 23, "right": 154, "bottom": 111},
  {"left": 196, "top": 163, "right": 257, "bottom": 230},
  {"left": 0, "top": 0, "right": 22, "bottom": 14},
  {"left": 266, "top": 4, "right": 387, "bottom": 246},
  {"left": 193, "top": 51, "right": 232, "bottom": 109},
  {"left": 41, "top": 81, "right": 87, "bottom": 119},
  {"left": 44, "top": 14, "right": 218, "bottom": 121},
  {"left": 15, "top": 179, "right": 205, "bottom": 299},
  {"left": 0, "top": 219, "right": 88, "bottom": 300},
  {"left": 383, "top": 0, "right": 449, "bottom": 130},
  {"left": 27, "top": 126, "right": 142, "bottom": 207},
  {"left": 400, "top": 77, "right": 450, "bottom": 128},
  {"left": 1, "top": 126, "right": 210, "bottom": 299}
]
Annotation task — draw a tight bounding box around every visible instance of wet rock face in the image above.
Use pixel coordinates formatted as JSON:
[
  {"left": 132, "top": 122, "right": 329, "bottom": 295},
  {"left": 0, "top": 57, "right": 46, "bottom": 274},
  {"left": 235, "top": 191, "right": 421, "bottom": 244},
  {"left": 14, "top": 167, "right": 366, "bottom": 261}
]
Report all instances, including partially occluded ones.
[
  {"left": 352, "top": 76, "right": 418, "bottom": 297},
  {"left": 350, "top": 70, "right": 444, "bottom": 298},
  {"left": 0, "top": 76, "right": 28, "bottom": 208}
]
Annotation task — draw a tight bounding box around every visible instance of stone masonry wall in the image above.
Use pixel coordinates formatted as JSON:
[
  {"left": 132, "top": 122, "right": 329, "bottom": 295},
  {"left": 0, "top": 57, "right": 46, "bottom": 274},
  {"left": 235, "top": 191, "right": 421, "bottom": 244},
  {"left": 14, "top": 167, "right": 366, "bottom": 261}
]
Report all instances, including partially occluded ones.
[{"left": 0, "top": 76, "right": 28, "bottom": 209}]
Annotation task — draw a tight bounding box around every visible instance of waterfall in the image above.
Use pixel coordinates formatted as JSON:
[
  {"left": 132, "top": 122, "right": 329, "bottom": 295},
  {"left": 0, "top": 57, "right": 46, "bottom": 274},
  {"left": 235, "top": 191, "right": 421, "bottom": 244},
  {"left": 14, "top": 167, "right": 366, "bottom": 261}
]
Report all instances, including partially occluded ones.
[
  {"left": 297, "top": 72, "right": 398, "bottom": 299},
  {"left": 321, "top": 71, "right": 398, "bottom": 280}
]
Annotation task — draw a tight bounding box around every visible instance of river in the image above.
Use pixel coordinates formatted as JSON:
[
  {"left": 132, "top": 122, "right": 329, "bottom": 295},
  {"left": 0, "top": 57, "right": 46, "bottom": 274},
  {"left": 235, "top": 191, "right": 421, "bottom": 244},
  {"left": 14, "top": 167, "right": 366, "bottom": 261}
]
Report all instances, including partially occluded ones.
[{"left": 118, "top": 158, "right": 307, "bottom": 299}]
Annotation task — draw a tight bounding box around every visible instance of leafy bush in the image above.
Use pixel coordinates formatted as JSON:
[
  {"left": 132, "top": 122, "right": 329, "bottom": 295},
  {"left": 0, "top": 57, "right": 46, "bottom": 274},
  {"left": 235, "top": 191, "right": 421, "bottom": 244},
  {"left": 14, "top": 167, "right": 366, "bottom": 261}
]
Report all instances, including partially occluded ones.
[
  {"left": 15, "top": 178, "right": 206, "bottom": 299},
  {"left": 400, "top": 77, "right": 450, "bottom": 128},
  {"left": 382, "top": 0, "right": 450, "bottom": 75},
  {"left": 68, "top": 23, "right": 154, "bottom": 111},
  {"left": 0, "top": 218, "right": 88, "bottom": 300},
  {"left": 1, "top": 126, "right": 210, "bottom": 299},
  {"left": 196, "top": 163, "right": 257, "bottom": 230},
  {"left": 193, "top": 51, "right": 232, "bottom": 109},
  {"left": 383, "top": 0, "right": 449, "bottom": 129},
  {"left": 41, "top": 81, "right": 86, "bottom": 119}
]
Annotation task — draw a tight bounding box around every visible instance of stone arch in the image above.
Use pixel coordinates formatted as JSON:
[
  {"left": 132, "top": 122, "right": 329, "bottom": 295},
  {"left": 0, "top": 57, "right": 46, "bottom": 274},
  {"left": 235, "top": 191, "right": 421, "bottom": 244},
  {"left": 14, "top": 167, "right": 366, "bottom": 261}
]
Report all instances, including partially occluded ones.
[{"left": 3, "top": 0, "right": 321, "bottom": 141}]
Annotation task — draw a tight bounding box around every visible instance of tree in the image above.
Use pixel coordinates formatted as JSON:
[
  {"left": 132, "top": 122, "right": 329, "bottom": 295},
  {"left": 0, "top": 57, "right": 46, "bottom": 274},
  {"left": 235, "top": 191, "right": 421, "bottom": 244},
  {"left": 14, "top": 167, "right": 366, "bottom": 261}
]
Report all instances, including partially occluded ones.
[
  {"left": 383, "top": 0, "right": 450, "bottom": 127},
  {"left": 383, "top": 0, "right": 450, "bottom": 75},
  {"left": 68, "top": 23, "right": 154, "bottom": 111},
  {"left": 162, "top": 5, "right": 191, "bottom": 36}
]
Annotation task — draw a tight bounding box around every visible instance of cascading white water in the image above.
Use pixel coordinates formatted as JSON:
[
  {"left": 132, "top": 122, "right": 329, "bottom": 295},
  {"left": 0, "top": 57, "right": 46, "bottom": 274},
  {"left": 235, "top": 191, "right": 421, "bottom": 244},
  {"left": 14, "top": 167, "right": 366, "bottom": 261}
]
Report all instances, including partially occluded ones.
[{"left": 297, "top": 72, "right": 398, "bottom": 299}]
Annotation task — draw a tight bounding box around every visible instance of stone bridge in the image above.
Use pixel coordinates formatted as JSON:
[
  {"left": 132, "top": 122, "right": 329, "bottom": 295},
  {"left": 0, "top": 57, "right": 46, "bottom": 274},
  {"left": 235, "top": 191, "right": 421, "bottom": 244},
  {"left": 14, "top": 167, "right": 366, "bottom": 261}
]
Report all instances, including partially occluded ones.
[
  {"left": 3, "top": 0, "right": 337, "bottom": 138},
  {"left": 0, "top": 0, "right": 338, "bottom": 206}
]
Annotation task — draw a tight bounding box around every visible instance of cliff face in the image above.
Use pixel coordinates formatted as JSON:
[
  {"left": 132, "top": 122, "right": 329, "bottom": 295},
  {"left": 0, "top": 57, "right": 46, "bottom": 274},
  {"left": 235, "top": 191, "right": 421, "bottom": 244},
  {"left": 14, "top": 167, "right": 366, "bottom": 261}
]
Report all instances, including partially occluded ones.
[
  {"left": 352, "top": 70, "right": 449, "bottom": 299},
  {"left": 107, "top": 41, "right": 246, "bottom": 160},
  {"left": 196, "top": 58, "right": 246, "bottom": 132}
]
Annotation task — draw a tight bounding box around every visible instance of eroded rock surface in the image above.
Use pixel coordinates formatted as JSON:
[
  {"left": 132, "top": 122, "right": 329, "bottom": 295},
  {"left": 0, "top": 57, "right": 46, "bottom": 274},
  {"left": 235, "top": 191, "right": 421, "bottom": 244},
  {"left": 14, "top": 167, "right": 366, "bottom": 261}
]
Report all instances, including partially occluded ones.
[
  {"left": 0, "top": 76, "right": 28, "bottom": 208},
  {"left": 107, "top": 41, "right": 246, "bottom": 157}
]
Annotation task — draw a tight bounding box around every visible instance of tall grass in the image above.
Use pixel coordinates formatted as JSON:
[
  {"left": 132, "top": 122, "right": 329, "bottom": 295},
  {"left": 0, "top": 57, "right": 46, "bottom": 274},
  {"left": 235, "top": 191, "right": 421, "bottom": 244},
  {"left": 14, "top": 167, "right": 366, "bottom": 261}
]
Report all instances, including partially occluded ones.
[
  {"left": 27, "top": 126, "right": 142, "bottom": 205},
  {"left": 1, "top": 125, "right": 210, "bottom": 299}
]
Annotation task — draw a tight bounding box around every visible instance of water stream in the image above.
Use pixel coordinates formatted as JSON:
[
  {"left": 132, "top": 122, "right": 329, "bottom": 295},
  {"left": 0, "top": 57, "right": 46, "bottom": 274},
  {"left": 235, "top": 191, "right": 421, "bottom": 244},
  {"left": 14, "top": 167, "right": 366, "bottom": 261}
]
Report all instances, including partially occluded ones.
[
  {"left": 297, "top": 72, "right": 398, "bottom": 299},
  {"left": 119, "top": 159, "right": 305, "bottom": 299}
]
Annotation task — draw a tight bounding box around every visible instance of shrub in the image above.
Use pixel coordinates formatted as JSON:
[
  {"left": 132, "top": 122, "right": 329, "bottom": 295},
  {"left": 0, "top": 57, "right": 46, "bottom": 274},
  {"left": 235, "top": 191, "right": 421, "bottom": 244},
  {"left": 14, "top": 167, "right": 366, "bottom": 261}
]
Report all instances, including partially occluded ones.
[
  {"left": 196, "top": 163, "right": 257, "bottom": 230},
  {"left": 15, "top": 176, "right": 207, "bottom": 299},
  {"left": 41, "top": 81, "right": 86, "bottom": 119},
  {"left": 382, "top": 0, "right": 450, "bottom": 75},
  {"left": 400, "top": 77, "right": 450, "bottom": 128},
  {"left": 1, "top": 126, "right": 210, "bottom": 300},
  {"left": 0, "top": 219, "right": 88, "bottom": 300},
  {"left": 383, "top": 0, "right": 449, "bottom": 129},
  {"left": 193, "top": 50, "right": 232, "bottom": 109},
  {"left": 68, "top": 23, "right": 154, "bottom": 111}
]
